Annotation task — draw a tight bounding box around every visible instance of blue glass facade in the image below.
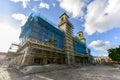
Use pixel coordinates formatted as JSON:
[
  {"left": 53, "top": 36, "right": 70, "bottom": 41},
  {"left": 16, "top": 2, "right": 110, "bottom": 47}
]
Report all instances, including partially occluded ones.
[
  {"left": 19, "top": 13, "right": 64, "bottom": 49},
  {"left": 74, "top": 37, "right": 86, "bottom": 54},
  {"left": 19, "top": 13, "right": 88, "bottom": 54}
]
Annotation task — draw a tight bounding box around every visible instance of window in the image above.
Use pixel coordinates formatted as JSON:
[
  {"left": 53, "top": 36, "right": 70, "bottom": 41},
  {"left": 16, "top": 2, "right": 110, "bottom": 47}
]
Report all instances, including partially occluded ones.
[
  {"left": 79, "top": 34, "right": 82, "bottom": 37},
  {"left": 61, "top": 17, "right": 64, "bottom": 22}
]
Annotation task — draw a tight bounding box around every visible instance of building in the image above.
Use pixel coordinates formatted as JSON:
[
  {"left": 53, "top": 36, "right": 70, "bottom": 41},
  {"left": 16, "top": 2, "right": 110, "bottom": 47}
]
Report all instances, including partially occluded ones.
[
  {"left": 0, "top": 52, "right": 7, "bottom": 65},
  {"left": 93, "top": 56, "right": 111, "bottom": 64},
  {"left": 8, "top": 13, "right": 91, "bottom": 66}
]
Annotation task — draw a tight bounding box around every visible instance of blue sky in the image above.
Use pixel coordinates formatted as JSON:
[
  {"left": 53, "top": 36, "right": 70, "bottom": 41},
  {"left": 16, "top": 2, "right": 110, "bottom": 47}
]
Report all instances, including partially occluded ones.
[{"left": 0, "top": 0, "right": 120, "bottom": 56}]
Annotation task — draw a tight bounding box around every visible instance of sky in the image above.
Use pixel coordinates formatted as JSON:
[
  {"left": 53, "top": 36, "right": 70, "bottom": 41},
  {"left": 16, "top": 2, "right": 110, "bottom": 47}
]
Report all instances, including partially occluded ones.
[{"left": 0, "top": 0, "right": 120, "bottom": 56}]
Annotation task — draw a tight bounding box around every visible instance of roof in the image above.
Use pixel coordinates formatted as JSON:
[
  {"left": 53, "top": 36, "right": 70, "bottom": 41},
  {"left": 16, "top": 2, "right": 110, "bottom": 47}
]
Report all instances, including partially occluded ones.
[
  {"left": 77, "top": 31, "right": 83, "bottom": 34},
  {"left": 59, "top": 12, "right": 69, "bottom": 18}
]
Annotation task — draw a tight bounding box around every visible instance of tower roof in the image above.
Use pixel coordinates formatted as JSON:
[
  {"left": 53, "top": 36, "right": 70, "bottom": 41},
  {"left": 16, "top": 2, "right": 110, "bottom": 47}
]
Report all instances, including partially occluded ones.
[
  {"left": 77, "top": 31, "right": 83, "bottom": 34},
  {"left": 59, "top": 12, "right": 69, "bottom": 18}
]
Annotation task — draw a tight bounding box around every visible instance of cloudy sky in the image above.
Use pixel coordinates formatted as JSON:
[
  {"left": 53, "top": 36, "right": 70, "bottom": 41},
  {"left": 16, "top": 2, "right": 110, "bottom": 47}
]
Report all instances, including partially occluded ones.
[{"left": 0, "top": 0, "right": 120, "bottom": 56}]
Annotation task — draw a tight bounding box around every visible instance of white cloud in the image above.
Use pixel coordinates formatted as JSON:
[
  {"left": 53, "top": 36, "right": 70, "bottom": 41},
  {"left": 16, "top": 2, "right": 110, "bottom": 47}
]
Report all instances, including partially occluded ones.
[
  {"left": 85, "top": 0, "right": 120, "bottom": 35},
  {"left": 10, "top": 0, "right": 30, "bottom": 8},
  {"left": 52, "top": 3, "right": 55, "bottom": 7},
  {"left": 89, "top": 40, "right": 112, "bottom": 51},
  {"left": 39, "top": 2, "right": 50, "bottom": 9},
  {"left": 114, "top": 36, "right": 119, "bottom": 40},
  {"left": 12, "top": 13, "right": 27, "bottom": 26},
  {"left": 0, "top": 23, "right": 20, "bottom": 52},
  {"left": 59, "top": 0, "right": 85, "bottom": 18},
  {"left": 32, "top": 6, "right": 38, "bottom": 12}
]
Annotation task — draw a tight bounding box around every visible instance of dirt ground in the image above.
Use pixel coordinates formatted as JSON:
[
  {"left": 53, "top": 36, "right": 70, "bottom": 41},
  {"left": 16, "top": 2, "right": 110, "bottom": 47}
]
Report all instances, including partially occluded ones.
[{"left": 0, "top": 65, "right": 120, "bottom": 80}]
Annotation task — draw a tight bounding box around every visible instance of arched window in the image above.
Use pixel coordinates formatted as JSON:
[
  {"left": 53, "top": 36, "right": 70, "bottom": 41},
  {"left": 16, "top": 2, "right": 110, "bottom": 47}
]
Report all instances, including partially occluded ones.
[
  {"left": 79, "top": 34, "right": 82, "bottom": 37},
  {"left": 61, "top": 17, "right": 64, "bottom": 22}
]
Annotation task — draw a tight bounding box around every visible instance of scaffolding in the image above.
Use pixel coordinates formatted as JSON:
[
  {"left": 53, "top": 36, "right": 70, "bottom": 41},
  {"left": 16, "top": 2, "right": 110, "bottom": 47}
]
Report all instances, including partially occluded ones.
[
  {"left": 9, "top": 12, "right": 91, "bottom": 66},
  {"left": 19, "top": 13, "right": 64, "bottom": 49},
  {"left": 74, "top": 37, "right": 86, "bottom": 54}
]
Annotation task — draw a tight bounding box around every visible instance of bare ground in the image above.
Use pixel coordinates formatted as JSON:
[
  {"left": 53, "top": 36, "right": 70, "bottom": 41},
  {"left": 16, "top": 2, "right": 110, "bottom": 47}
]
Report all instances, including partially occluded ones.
[{"left": 0, "top": 65, "right": 120, "bottom": 80}]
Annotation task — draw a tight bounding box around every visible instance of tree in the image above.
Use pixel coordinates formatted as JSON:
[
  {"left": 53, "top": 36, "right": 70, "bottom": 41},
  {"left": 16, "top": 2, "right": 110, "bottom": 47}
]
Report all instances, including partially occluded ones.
[{"left": 108, "top": 46, "right": 120, "bottom": 62}]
